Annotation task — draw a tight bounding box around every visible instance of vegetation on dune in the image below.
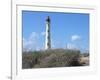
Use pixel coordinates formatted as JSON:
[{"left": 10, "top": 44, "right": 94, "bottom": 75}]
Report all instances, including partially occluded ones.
[{"left": 22, "top": 49, "right": 89, "bottom": 69}]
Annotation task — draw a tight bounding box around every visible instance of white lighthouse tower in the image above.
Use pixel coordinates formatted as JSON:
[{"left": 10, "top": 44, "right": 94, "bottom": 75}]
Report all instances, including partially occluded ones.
[{"left": 45, "top": 16, "right": 51, "bottom": 49}]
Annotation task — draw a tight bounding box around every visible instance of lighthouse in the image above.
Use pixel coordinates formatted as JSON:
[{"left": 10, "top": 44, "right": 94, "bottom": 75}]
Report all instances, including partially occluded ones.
[{"left": 45, "top": 16, "right": 51, "bottom": 49}]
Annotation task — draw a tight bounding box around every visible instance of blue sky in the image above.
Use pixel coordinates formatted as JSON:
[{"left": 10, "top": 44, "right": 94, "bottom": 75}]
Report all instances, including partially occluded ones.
[{"left": 22, "top": 10, "right": 89, "bottom": 52}]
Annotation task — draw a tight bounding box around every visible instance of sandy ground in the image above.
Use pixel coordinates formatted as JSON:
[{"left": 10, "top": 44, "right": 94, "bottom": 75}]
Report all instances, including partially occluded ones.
[{"left": 79, "top": 56, "right": 89, "bottom": 66}]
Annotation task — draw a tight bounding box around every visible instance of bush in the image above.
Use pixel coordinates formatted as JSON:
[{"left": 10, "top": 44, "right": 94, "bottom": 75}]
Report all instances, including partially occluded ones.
[{"left": 22, "top": 49, "right": 82, "bottom": 69}]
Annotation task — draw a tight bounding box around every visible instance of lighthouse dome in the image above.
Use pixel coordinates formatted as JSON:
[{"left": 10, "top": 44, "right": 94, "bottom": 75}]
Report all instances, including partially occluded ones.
[{"left": 46, "top": 16, "right": 50, "bottom": 22}]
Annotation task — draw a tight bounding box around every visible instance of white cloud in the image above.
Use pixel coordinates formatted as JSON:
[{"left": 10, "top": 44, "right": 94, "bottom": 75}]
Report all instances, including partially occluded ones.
[
  {"left": 71, "top": 35, "right": 81, "bottom": 41},
  {"left": 41, "top": 31, "right": 46, "bottom": 36},
  {"left": 23, "top": 32, "right": 39, "bottom": 51},
  {"left": 29, "top": 32, "right": 39, "bottom": 40}
]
